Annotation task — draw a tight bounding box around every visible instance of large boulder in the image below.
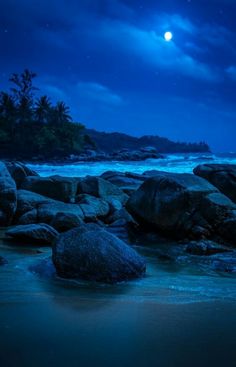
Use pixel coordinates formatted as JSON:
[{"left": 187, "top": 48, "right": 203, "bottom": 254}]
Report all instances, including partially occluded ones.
[
  {"left": 0, "top": 162, "right": 17, "bottom": 225},
  {"left": 37, "top": 202, "right": 84, "bottom": 225},
  {"left": 52, "top": 223, "right": 146, "bottom": 283},
  {"left": 6, "top": 224, "right": 59, "bottom": 244},
  {"left": 101, "top": 170, "right": 167, "bottom": 195},
  {"left": 16, "top": 189, "right": 55, "bottom": 211},
  {"left": 21, "top": 175, "right": 79, "bottom": 203},
  {"left": 6, "top": 162, "right": 39, "bottom": 188},
  {"left": 194, "top": 164, "right": 236, "bottom": 203},
  {"left": 101, "top": 171, "right": 145, "bottom": 195},
  {"left": 16, "top": 190, "right": 55, "bottom": 218},
  {"left": 15, "top": 190, "right": 84, "bottom": 229},
  {"left": 50, "top": 212, "right": 83, "bottom": 232},
  {"left": 105, "top": 208, "right": 136, "bottom": 225},
  {"left": 77, "top": 176, "right": 128, "bottom": 205},
  {"left": 127, "top": 172, "right": 236, "bottom": 243},
  {"left": 76, "top": 194, "right": 110, "bottom": 220},
  {"left": 18, "top": 209, "right": 38, "bottom": 225}
]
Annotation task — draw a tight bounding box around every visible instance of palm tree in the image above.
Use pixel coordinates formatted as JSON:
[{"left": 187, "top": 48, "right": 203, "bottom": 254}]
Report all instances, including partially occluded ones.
[
  {"left": 17, "top": 96, "right": 33, "bottom": 124},
  {"left": 52, "top": 101, "right": 72, "bottom": 125},
  {"left": 35, "top": 95, "right": 52, "bottom": 124}
]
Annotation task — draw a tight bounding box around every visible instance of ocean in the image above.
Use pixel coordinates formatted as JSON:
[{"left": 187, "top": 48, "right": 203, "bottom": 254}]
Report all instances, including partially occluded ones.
[{"left": 28, "top": 152, "right": 236, "bottom": 177}]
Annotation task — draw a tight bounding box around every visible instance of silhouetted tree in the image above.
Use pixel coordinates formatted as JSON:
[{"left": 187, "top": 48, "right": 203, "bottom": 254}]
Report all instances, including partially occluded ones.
[
  {"left": 0, "top": 92, "right": 16, "bottom": 145},
  {"left": 0, "top": 70, "right": 86, "bottom": 159},
  {"left": 35, "top": 95, "right": 52, "bottom": 124},
  {"left": 9, "top": 69, "right": 38, "bottom": 104},
  {"left": 51, "top": 101, "right": 72, "bottom": 125}
]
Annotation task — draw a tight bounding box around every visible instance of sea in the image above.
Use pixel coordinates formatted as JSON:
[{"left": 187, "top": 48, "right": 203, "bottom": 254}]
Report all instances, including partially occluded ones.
[
  {"left": 0, "top": 152, "right": 236, "bottom": 367},
  {"left": 28, "top": 152, "right": 236, "bottom": 177}
]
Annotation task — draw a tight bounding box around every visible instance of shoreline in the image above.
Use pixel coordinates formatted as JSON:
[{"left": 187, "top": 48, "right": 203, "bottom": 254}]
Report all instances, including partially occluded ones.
[{"left": 0, "top": 150, "right": 212, "bottom": 166}]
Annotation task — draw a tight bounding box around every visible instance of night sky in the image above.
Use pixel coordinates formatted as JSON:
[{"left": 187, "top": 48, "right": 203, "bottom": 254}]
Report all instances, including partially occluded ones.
[{"left": 1, "top": 0, "right": 236, "bottom": 152}]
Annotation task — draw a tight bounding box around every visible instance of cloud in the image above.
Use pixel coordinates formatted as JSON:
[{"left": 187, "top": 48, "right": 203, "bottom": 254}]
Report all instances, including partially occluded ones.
[
  {"left": 76, "top": 82, "right": 123, "bottom": 105},
  {"left": 38, "top": 77, "right": 123, "bottom": 106},
  {"left": 41, "top": 85, "right": 67, "bottom": 100},
  {"left": 152, "top": 12, "right": 234, "bottom": 57},
  {"left": 201, "top": 24, "right": 233, "bottom": 47},
  {"left": 96, "top": 20, "right": 221, "bottom": 82},
  {"left": 156, "top": 13, "right": 196, "bottom": 34}
]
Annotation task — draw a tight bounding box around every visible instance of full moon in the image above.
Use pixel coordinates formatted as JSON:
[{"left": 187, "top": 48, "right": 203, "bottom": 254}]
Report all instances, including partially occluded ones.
[{"left": 164, "top": 31, "right": 173, "bottom": 42}]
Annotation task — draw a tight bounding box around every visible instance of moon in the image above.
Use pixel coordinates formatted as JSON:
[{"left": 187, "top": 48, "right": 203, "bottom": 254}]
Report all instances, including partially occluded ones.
[{"left": 164, "top": 31, "right": 173, "bottom": 42}]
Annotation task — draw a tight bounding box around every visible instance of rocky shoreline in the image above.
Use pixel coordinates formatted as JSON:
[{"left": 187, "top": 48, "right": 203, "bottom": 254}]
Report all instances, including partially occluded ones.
[
  {"left": 1, "top": 146, "right": 165, "bottom": 165},
  {"left": 1, "top": 161, "right": 236, "bottom": 283}
]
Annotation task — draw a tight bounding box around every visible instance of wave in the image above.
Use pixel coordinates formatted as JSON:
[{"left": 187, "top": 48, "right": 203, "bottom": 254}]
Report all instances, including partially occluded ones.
[{"left": 28, "top": 152, "right": 236, "bottom": 178}]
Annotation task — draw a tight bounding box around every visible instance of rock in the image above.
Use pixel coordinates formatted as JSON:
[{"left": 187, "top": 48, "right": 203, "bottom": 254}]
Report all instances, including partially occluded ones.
[
  {"left": 140, "top": 146, "right": 158, "bottom": 153},
  {"left": 210, "top": 253, "right": 236, "bottom": 273},
  {"left": 108, "top": 198, "right": 123, "bottom": 212},
  {"left": 21, "top": 175, "right": 79, "bottom": 203},
  {"left": 18, "top": 209, "right": 38, "bottom": 225},
  {"left": 200, "top": 193, "right": 236, "bottom": 244},
  {"left": 185, "top": 240, "right": 231, "bottom": 256},
  {"left": 0, "top": 162, "right": 17, "bottom": 225},
  {"left": 52, "top": 223, "right": 146, "bottom": 283},
  {"left": 15, "top": 190, "right": 85, "bottom": 228},
  {"left": 105, "top": 208, "right": 136, "bottom": 225},
  {"left": 6, "top": 224, "right": 59, "bottom": 244},
  {"left": 75, "top": 148, "right": 163, "bottom": 162},
  {"left": 0, "top": 256, "right": 8, "bottom": 265},
  {"left": 16, "top": 190, "right": 55, "bottom": 218},
  {"left": 76, "top": 194, "right": 110, "bottom": 220},
  {"left": 101, "top": 171, "right": 145, "bottom": 195},
  {"left": 6, "top": 162, "right": 39, "bottom": 188},
  {"left": 77, "top": 176, "right": 128, "bottom": 205},
  {"left": 200, "top": 192, "right": 236, "bottom": 225},
  {"left": 111, "top": 150, "right": 163, "bottom": 161},
  {"left": 127, "top": 173, "right": 216, "bottom": 238},
  {"left": 101, "top": 170, "right": 166, "bottom": 195},
  {"left": 217, "top": 217, "right": 236, "bottom": 244},
  {"left": 50, "top": 212, "right": 83, "bottom": 232},
  {"left": 194, "top": 164, "right": 236, "bottom": 203},
  {"left": 127, "top": 172, "right": 236, "bottom": 242},
  {"left": 37, "top": 202, "right": 84, "bottom": 225}
]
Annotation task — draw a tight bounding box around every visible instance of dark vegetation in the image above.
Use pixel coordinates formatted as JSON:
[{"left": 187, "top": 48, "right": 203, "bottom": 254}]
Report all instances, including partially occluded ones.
[
  {"left": 85, "top": 129, "right": 210, "bottom": 154},
  {"left": 0, "top": 70, "right": 85, "bottom": 159},
  {"left": 0, "top": 69, "right": 210, "bottom": 160}
]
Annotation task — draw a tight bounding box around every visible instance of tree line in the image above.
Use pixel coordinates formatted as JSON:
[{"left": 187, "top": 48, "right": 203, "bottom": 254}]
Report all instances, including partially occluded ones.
[{"left": 0, "top": 69, "right": 86, "bottom": 159}]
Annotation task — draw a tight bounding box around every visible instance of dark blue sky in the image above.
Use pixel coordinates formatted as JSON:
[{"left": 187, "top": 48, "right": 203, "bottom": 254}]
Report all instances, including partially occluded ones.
[{"left": 1, "top": 0, "right": 236, "bottom": 152}]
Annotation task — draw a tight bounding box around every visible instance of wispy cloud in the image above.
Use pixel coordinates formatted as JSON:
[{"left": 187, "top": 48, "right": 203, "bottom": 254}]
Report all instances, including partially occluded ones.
[
  {"left": 156, "top": 13, "right": 196, "bottom": 34},
  {"left": 96, "top": 20, "right": 221, "bottom": 82},
  {"left": 76, "top": 82, "right": 123, "bottom": 106}
]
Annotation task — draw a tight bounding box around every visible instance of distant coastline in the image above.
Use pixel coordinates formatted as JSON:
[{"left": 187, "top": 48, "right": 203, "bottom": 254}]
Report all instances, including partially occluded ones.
[
  {"left": 0, "top": 70, "right": 210, "bottom": 163},
  {"left": 0, "top": 128, "right": 210, "bottom": 164},
  {"left": 85, "top": 128, "right": 210, "bottom": 154}
]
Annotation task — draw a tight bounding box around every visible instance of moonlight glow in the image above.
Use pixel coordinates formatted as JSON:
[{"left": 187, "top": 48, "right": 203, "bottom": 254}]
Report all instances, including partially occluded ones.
[{"left": 164, "top": 31, "right": 173, "bottom": 41}]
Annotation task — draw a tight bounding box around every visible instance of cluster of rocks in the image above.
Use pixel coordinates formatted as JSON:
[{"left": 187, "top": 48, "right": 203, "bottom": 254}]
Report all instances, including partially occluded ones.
[
  {"left": 70, "top": 147, "right": 164, "bottom": 162},
  {"left": 1, "top": 160, "right": 236, "bottom": 281}
]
